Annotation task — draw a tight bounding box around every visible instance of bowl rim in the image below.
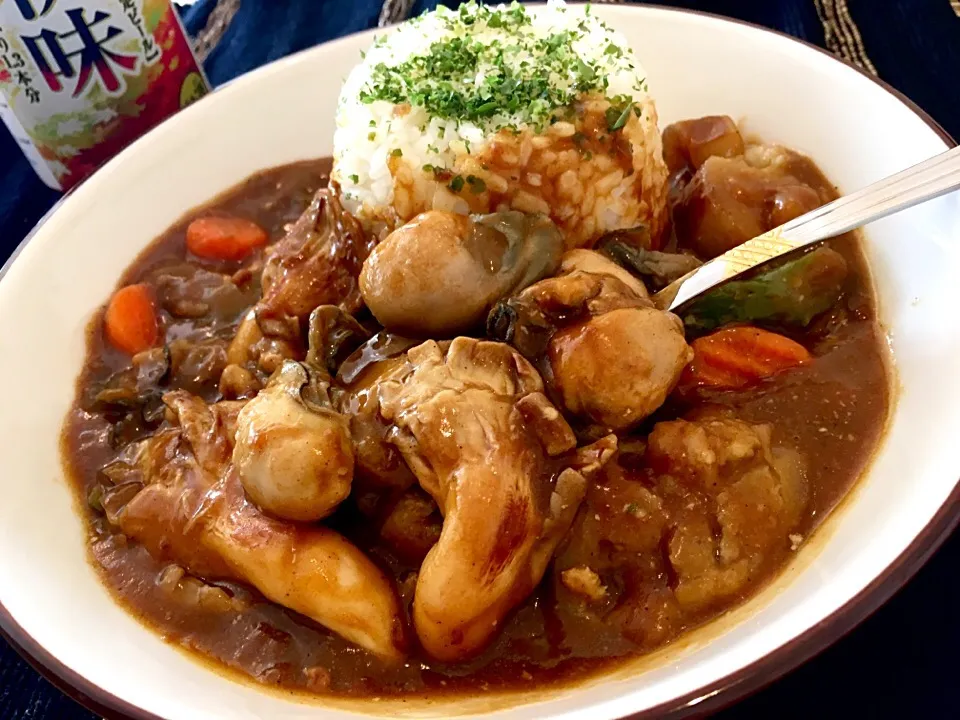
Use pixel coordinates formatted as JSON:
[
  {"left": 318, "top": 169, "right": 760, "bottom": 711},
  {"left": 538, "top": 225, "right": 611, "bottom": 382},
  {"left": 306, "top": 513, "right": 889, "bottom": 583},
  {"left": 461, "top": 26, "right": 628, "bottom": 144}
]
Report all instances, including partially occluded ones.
[{"left": 0, "top": 5, "right": 956, "bottom": 720}]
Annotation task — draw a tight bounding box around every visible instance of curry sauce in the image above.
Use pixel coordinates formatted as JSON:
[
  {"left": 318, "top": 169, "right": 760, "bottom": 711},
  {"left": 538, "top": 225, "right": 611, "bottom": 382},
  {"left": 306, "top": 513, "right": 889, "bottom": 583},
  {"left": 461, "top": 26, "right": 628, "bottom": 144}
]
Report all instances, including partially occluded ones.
[{"left": 61, "top": 144, "right": 889, "bottom": 698}]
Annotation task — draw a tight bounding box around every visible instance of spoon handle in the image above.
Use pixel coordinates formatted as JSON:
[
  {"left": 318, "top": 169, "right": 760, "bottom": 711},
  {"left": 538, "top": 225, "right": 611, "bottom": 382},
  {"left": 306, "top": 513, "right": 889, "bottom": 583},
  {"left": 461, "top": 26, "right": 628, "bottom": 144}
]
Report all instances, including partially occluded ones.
[{"left": 655, "top": 144, "right": 960, "bottom": 312}]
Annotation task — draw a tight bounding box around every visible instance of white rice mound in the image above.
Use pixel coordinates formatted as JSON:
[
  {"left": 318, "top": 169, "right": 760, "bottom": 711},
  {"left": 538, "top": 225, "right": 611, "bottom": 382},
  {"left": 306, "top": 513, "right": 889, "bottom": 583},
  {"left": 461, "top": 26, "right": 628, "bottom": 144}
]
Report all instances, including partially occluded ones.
[{"left": 332, "top": 0, "right": 669, "bottom": 249}]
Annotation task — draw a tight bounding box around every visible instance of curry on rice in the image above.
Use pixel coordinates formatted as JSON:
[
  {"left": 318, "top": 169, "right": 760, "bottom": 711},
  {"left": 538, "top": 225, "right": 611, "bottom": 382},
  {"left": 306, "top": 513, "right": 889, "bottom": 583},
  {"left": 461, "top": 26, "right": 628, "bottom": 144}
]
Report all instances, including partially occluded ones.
[{"left": 60, "top": 0, "right": 888, "bottom": 700}]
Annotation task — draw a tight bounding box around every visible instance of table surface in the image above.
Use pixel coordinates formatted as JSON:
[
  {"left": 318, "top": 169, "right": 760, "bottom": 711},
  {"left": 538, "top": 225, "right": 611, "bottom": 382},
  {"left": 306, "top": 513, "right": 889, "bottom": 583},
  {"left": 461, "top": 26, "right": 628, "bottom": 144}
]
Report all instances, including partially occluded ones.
[{"left": 2, "top": 1, "right": 959, "bottom": 717}]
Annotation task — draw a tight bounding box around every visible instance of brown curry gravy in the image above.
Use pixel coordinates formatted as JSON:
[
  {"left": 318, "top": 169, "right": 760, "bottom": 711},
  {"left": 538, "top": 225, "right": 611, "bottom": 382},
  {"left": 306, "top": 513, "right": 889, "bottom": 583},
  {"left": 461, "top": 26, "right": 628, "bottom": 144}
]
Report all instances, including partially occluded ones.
[{"left": 61, "top": 157, "right": 889, "bottom": 698}]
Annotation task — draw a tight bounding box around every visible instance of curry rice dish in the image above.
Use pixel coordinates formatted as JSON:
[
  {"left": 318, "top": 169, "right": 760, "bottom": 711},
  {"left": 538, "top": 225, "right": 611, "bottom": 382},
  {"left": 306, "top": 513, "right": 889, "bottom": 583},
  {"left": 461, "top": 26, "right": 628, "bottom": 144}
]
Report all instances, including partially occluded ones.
[{"left": 62, "top": 0, "right": 889, "bottom": 699}]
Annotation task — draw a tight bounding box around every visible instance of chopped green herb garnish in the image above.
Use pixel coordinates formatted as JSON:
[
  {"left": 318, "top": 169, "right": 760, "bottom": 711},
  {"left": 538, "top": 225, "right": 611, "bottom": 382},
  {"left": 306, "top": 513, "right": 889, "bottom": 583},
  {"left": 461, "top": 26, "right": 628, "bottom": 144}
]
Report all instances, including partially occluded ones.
[
  {"left": 357, "top": 1, "right": 643, "bottom": 131},
  {"left": 368, "top": 132, "right": 376, "bottom": 141},
  {"left": 449, "top": 175, "right": 465, "bottom": 192},
  {"left": 390, "top": 148, "right": 403, "bottom": 157},
  {"left": 349, "top": 174, "right": 359, "bottom": 183},
  {"left": 573, "top": 58, "right": 597, "bottom": 89},
  {"left": 625, "top": 503, "right": 639, "bottom": 515},
  {"left": 466, "top": 175, "right": 486, "bottom": 193},
  {"left": 607, "top": 105, "right": 631, "bottom": 131},
  {"left": 605, "top": 95, "right": 634, "bottom": 131},
  {"left": 423, "top": 164, "right": 452, "bottom": 180}
]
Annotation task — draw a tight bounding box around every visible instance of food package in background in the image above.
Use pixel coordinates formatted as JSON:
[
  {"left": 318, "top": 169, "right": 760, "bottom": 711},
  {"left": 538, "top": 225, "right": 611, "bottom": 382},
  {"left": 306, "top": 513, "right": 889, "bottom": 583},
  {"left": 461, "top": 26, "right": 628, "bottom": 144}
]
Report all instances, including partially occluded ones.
[{"left": 0, "top": 0, "right": 210, "bottom": 191}]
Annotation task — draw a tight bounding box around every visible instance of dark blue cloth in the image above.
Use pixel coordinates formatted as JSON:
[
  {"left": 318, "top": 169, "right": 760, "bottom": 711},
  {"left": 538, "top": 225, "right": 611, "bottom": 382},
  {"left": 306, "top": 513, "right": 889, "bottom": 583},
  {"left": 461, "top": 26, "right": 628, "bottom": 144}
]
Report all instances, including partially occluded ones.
[{"left": 1, "top": 2, "right": 959, "bottom": 718}]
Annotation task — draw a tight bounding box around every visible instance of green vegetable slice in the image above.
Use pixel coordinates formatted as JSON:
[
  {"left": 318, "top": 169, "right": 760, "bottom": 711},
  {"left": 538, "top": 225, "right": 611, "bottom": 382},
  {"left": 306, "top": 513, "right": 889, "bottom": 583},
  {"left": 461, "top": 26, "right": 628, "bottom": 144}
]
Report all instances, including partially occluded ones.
[{"left": 680, "top": 246, "right": 849, "bottom": 333}]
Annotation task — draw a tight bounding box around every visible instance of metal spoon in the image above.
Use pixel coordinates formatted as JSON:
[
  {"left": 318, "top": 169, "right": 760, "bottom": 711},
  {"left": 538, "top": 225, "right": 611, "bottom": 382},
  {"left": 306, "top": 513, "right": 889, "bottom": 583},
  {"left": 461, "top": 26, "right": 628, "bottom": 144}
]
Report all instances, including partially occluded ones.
[{"left": 654, "top": 144, "right": 960, "bottom": 312}]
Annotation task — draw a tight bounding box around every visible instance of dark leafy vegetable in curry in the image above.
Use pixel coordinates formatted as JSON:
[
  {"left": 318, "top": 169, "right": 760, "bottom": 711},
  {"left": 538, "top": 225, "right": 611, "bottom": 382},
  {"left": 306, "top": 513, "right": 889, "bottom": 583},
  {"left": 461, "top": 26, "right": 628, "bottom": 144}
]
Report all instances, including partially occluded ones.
[{"left": 61, "top": 117, "right": 889, "bottom": 698}]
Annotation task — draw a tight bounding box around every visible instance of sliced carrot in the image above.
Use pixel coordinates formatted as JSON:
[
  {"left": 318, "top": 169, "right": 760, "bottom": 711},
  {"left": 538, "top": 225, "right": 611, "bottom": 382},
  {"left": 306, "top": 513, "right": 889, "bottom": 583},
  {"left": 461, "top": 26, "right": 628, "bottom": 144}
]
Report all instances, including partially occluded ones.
[
  {"left": 104, "top": 284, "right": 160, "bottom": 355},
  {"left": 185, "top": 216, "right": 268, "bottom": 261},
  {"left": 680, "top": 326, "right": 811, "bottom": 392}
]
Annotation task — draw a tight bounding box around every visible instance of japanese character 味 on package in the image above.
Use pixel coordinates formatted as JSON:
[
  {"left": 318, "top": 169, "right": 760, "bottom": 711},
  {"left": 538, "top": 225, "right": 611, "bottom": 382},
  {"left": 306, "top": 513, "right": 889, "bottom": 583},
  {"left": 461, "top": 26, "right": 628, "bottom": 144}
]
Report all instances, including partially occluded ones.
[{"left": 0, "top": 0, "right": 210, "bottom": 190}]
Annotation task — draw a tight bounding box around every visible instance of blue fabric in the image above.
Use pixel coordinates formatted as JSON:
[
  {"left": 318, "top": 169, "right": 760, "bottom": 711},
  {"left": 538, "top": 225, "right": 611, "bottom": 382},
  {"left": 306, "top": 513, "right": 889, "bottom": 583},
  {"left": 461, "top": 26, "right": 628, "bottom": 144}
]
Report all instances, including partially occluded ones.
[{"left": 1, "top": 1, "right": 959, "bottom": 717}]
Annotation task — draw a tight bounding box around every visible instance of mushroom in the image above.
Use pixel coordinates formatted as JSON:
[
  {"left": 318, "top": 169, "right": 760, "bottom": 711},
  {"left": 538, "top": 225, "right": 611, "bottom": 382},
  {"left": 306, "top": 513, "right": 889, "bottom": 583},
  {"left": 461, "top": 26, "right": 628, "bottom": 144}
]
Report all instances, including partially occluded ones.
[
  {"left": 232, "top": 361, "right": 354, "bottom": 522},
  {"left": 359, "top": 210, "right": 564, "bottom": 336},
  {"left": 488, "top": 250, "right": 693, "bottom": 432}
]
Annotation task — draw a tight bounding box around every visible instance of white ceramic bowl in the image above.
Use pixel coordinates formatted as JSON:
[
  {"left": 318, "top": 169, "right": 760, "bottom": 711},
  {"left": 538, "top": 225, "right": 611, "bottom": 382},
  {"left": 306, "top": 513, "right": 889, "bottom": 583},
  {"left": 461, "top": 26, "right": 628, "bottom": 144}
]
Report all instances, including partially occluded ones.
[{"left": 1, "top": 5, "right": 958, "bottom": 719}]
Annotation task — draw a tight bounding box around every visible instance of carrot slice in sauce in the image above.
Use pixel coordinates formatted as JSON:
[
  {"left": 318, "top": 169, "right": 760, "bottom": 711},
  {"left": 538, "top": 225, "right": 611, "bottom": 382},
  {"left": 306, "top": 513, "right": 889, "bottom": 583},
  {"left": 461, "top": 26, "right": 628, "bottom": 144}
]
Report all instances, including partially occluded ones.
[
  {"left": 681, "top": 326, "right": 811, "bottom": 392},
  {"left": 104, "top": 284, "right": 160, "bottom": 355},
  {"left": 186, "top": 216, "right": 268, "bottom": 261}
]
